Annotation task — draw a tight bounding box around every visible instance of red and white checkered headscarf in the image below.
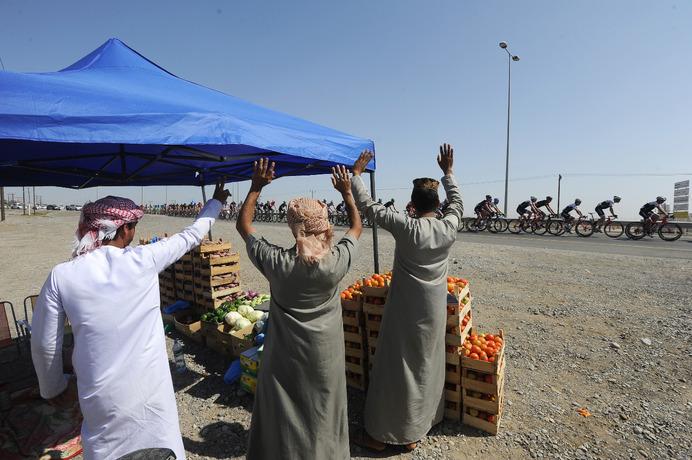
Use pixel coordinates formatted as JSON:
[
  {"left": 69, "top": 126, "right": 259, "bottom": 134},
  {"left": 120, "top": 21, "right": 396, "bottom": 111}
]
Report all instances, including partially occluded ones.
[
  {"left": 70, "top": 196, "right": 144, "bottom": 259},
  {"left": 286, "top": 197, "right": 334, "bottom": 266}
]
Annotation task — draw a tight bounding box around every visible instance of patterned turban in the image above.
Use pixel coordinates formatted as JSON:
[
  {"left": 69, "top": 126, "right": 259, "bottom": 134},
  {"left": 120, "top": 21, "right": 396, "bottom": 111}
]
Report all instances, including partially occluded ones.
[
  {"left": 70, "top": 196, "right": 144, "bottom": 259},
  {"left": 286, "top": 197, "right": 334, "bottom": 266}
]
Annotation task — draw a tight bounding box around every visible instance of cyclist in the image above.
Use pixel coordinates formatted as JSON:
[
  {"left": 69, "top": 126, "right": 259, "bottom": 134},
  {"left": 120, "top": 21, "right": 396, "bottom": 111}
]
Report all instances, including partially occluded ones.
[
  {"left": 594, "top": 196, "right": 621, "bottom": 232},
  {"left": 490, "top": 198, "right": 503, "bottom": 216},
  {"left": 560, "top": 199, "right": 583, "bottom": 233},
  {"left": 639, "top": 196, "right": 667, "bottom": 238},
  {"left": 472, "top": 195, "right": 494, "bottom": 230},
  {"left": 405, "top": 201, "right": 415, "bottom": 217},
  {"left": 278, "top": 200, "right": 288, "bottom": 219},
  {"left": 516, "top": 196, "right": 540, "bottom": 228},
  {"left": 534, "top": 196, "right": 556, "bottom": 218},
  {"left": 384, "top": 198, "right": 398, "bottom": 213}
]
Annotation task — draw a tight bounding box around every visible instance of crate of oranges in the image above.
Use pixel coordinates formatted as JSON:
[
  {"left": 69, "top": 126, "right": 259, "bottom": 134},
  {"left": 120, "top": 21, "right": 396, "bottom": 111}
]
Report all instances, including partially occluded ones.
[
  {"left": 340, "top": 281, "right": 363, "bottom": 312},
  {"left": 361, "top": 272, "right": 391, "bottom": 296}
]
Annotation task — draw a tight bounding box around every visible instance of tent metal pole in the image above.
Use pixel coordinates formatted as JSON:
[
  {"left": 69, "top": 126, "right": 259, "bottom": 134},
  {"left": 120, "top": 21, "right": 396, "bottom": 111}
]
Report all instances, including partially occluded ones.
[
  {"left": 201, "top": 182, "right": 212, "bottom": 240},
  {"left": 369, "top": 171, "right": 379, "bottom": 274}
]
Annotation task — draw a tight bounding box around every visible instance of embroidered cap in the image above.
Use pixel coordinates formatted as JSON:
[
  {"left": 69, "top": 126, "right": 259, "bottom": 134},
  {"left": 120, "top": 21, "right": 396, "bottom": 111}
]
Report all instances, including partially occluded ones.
[{"left": 412, "top": 177, "right": 439, "bottom": 192}]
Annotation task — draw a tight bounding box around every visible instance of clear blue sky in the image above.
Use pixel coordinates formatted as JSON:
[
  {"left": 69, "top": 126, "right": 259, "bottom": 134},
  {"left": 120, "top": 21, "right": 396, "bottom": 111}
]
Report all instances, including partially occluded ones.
[{"left": 1, "top": 0, "right": 690, "bottom": 219}]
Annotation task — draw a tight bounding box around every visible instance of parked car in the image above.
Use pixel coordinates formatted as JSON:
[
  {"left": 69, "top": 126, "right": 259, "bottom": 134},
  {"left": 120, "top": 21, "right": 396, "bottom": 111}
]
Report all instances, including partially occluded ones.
[
  {"left": 66, "top": 204, "right": 77, "bottom": 211},
  {"left": 10, "top": 203, "right": 23, "bottom": 209},
  {"left": 46, "top": 204, "right": 59, "bottom": 210}
]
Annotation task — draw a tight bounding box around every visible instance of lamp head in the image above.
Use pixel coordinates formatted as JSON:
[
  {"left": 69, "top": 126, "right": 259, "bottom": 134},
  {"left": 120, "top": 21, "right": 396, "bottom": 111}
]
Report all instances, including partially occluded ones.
[
  {"left": 512, "top": 55, "right": 520, "bottom": 62},
  {"left": 499, "top": 41, "right": 508, "bottom": 49}
]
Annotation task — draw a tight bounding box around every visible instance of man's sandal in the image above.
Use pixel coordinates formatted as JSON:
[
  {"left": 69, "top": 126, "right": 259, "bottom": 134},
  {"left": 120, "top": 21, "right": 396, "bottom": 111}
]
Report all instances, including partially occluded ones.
[{"left": 349, "top": 427, "right": 386, "bottom": 452}]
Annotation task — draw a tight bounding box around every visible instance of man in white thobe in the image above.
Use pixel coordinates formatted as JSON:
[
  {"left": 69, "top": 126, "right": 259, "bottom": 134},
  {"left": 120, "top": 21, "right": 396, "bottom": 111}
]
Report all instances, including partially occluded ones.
[{"left": 31, "top": 179, "right": 230, "bottom": 460}]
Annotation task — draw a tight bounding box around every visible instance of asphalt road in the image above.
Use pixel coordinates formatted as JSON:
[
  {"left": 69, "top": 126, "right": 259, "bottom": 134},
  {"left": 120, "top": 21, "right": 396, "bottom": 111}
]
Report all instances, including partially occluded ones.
[{"left": 453, "top": 228, "right": 692, "bottom": 261}]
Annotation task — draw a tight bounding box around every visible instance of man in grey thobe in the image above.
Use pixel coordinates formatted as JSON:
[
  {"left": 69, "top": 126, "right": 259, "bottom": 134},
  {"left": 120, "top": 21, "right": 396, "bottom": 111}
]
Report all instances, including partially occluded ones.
[
  {"left": 236, "top": 159, "right": 362, "bottom": 460},
  {"left": 350, "top": 144, "right": 463, "bottom": 450}
]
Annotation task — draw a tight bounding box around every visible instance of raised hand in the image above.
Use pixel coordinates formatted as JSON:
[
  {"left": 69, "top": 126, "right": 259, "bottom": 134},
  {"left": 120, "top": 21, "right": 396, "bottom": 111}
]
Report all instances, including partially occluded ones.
[
  {"left": 352, "top": 150, "right": 374, "bottom": 176},
  {"left": 212, "top": 176, "right": 232, "bottom": 204},
  {"left": 252, "top": 158, "right": 275, "bottom": 190},
  {"left": 437, "top": 143, "right": 454, "bottom": 175},
  {"left": 331, "top": 165, "right": 352, "bottom": 195}
]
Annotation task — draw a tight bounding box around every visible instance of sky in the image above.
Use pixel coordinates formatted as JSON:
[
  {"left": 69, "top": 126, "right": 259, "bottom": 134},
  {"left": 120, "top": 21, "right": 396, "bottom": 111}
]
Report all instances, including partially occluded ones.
[{"left": 1, "top": 0, "right": 691, "bottom": 220}]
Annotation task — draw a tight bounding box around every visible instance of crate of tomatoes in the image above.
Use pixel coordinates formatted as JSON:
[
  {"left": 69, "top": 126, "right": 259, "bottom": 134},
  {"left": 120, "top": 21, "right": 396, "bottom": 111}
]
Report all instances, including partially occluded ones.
[{"left": 460, "top": 328, "right": 505, "bottom": 374}]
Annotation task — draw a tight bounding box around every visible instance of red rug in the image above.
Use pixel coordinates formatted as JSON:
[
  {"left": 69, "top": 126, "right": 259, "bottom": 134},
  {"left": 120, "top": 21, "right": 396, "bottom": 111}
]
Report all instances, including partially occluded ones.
[{"left": 0, "top": 378, "right": 82, "bottom": 459}]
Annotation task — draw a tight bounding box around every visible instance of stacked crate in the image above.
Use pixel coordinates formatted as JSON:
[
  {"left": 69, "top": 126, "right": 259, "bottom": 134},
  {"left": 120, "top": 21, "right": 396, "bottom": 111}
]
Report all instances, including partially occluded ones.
[
  {"left": 342, "top": 294, "right": 367, "bottom": 390},
  {"left": 443, "top": 283, "right": 473, "bottom": 420},
  {"left": 193, "top": 238, "right": 241, "bottom": 313},
  {"left": 461, "top": 327, "right": 506, "bottom": 434},
  {"left": 362, "top": 279, "right": 389, "bottom": 373}
]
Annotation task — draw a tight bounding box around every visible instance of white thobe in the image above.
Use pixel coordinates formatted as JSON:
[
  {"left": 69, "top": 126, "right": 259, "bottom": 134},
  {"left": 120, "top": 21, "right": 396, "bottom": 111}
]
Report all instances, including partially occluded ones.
[
  {"left": 31, "top": 199, "right": 222, "bottom": 460},
  {"left": 351, "top": 175, "right": 463, "bottom": 444}
]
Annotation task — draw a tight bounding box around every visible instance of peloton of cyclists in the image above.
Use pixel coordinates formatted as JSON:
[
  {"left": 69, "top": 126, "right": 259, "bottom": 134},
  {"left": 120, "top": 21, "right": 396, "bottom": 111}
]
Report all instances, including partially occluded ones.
[
  {"left": 639, "top": 196, "right": 667, "bottom": 238},
  {"left": 594, "top": 196, "right": 621, "bottom": 232},
  {"left": 472, "top": 195, "right": 494, "bottom": 230},
  {"left": 516, "top": 196, "right": 540, "bottom": 228},
  {"left": 561, "top": 199, "right": 583, "bottom": 233}
]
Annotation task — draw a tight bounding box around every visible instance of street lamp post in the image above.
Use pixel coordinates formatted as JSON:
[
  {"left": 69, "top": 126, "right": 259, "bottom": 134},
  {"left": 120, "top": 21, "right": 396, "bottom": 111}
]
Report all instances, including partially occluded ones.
[{"left": 499, "top": 41, "right": 519, "bottom": 215}]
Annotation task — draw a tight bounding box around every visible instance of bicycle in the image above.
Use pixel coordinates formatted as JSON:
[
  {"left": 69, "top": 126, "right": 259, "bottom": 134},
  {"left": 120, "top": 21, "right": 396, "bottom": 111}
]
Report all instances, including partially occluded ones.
[
  {"left": 590, "top": 213, "right": 624, "bottom": 238},
  {"left": 573, "top": 215, "right": 596, "bottom": 237},
  {"left": 626, "top": 214, "right": 682, "bottom": 241}
]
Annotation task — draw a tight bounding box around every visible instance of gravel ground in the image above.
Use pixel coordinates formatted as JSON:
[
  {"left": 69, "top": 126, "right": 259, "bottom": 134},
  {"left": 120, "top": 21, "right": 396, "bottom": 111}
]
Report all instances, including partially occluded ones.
[{"left": 1, "top": 209, "right": 691, "bottom": 460}]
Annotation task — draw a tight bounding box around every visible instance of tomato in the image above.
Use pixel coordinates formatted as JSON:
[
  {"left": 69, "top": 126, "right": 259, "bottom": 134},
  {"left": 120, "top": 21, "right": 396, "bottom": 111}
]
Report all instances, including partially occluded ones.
[
  {"left": 447, "top": 276, "right": 453, "bottom": 283},
  {"left": 470, "top": 345, "right": 482, "bottom": 355},
  {"left": 487, "top": 356, "right": 495, "bottom": 364},
  {"left": 484, "top": 374, "right": 493, "bottom": 383},
  {"left": 340, "top": 292, "right": 346, "bottom": 300},
  {"left": 478, "top": 412, "right": 487, "bottom": 421},
  {"left": 469, "top": 352, "right": 479, "bottom": 360},
  {"left": 479, "top": 351, "right": 488, "bottom": 361},
  {"left": 485, "top": 333, "right": 495, "bottom": 341},
  {"left": 487, "top": 414, "right": 495, "bottom": 423}
]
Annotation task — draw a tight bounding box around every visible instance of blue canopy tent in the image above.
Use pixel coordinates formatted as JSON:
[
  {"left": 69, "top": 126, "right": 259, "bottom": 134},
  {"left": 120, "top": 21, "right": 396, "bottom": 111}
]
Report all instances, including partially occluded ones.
[{"left": 0, "top": 38, "right": 382, "bottom": 270}]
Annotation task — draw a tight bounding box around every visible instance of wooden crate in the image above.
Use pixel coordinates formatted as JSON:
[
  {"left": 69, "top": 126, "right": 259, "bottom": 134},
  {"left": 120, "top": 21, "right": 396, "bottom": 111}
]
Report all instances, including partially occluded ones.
[
  {"left": 444, "top": 401, "right": 461, "bottom": 420},
  {"left": 195, "top": 239, "right": 232, "bottom": 253},
  {"left": 200, "top": 262, "right": 240, "bottom": 277},
  {"left": 342, "top": 309, "right": 364, "bottom": 327},
  {"left": 341, "top": 296, "right": 362, "bottom": 312},
  {"left": 345, "top": 341, "right": 366, "bottom": 357},
  {"left": 463, "top": 387, "right": 503, "bottom": 415},
  {"left": 463, "top": 409, "right": 502, "bottom": 435},
  {"left": 445, "top": 355, "right": 461, "bottom": 384},
  {"left": 361, "top": 277, "right": 390, "bottom": 297},
  {"left": 343, "top": 326, "right": 366, "bottom": 344},
  {"left": 445, "top": 382, "right": 462, "bottom": 403},
  {"left": 461, "top": 359, "right": 506, "bottom": 394},
  {"left": 445, "top": 304, "right": 473, "bottom": 346},
  {"left": 344, "top": 355, "right": 367, "bottom": 375},
  {"left": 447, "top": 284, "right": 470, "bottom": 316},
  {"left": 346, "top": 371, "right": 368, "bottom": 391},
  {"left": 460, "top": 328, "right": 505, "bottom": 375},
  {"left": 199, "top": 252, "right": 240, "bottom": 267},
  {"left": 203, "top": 283, "right": 242, "bottom": 299}
]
